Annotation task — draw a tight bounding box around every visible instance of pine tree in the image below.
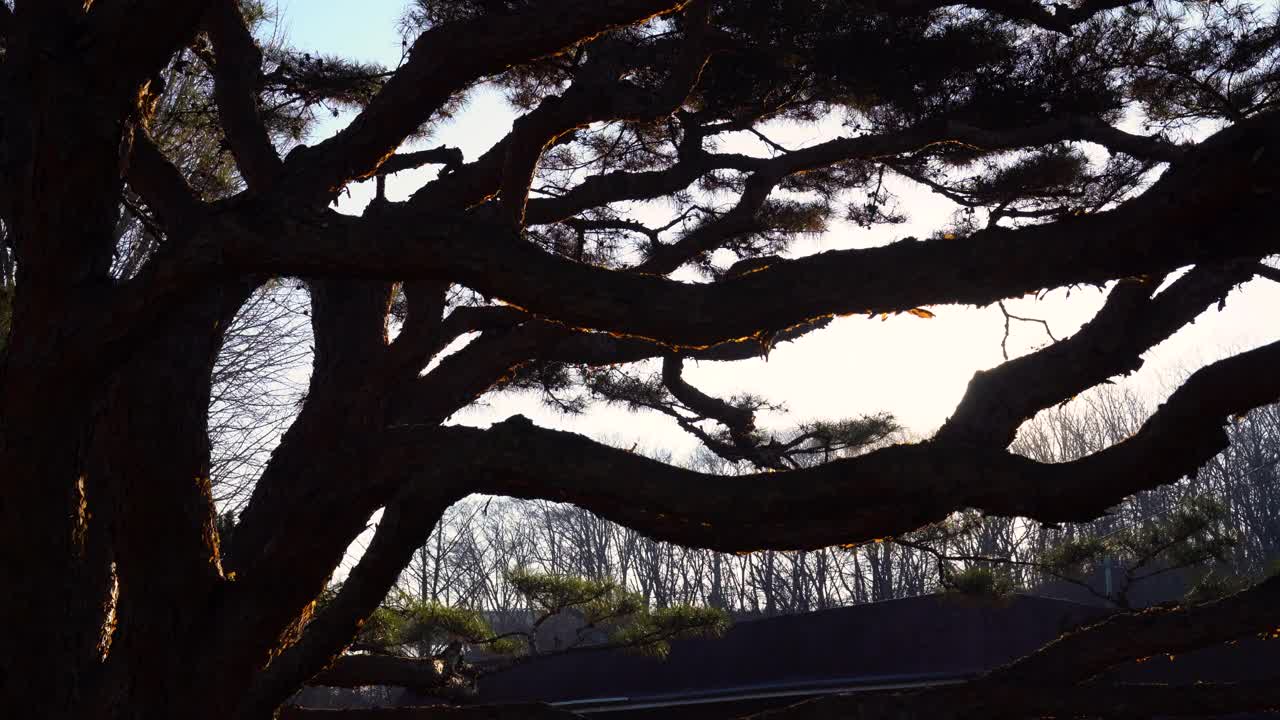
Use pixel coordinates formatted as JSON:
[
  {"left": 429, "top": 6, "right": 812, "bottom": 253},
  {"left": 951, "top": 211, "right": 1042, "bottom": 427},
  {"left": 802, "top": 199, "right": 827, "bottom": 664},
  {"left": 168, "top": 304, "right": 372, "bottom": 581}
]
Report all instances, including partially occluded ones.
[{"left": 2, "top": 1, "right": 1280, "bottom": 718}]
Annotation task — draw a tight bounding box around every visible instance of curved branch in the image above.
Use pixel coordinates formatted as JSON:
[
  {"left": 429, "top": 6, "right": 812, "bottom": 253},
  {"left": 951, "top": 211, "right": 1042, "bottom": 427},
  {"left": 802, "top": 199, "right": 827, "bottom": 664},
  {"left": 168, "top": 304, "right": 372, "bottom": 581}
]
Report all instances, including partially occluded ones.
[
  {"left": 659, "top": 353, "right": 784, "bottom": 466},
  {"left": 411, "top": 5, "right": 716, "bottom": 219},
  {"left": 758, "top": 575, "right": 1280, "bottom": 719},
  {"left": 661, "top": 354, "right": 754, "bottom": 432},
  {"left": 937, "top": 260, "right": 1257, "bottom": 448},
  {"left": 126, "top": 130, "right": 206, "bottom": 227},
  {"left": 375, "top": 147, "right": 464, "bottom": 178},
  {"left": 204, "top": 0, "right": 282, "bottom": 191},
  {"left": 525, "top": 112, "right": 1180, "bottom": 231},
  {"left": 386, "top": 338, "right": 1280, "bottom": 552},
  {"left": 237, "top": 492, "right": 460, "bottom": 718},
  {"left": 736, "top": 114, "right": 1184, "bottom": 177},
  {"left": 1066, "top": 115, "right": 1187, "bottom": 163},
  {"left": 281, "top": 0, "right": 690, "bottom": 200},
  {"left": 390, "top": 325, "right": 545, "bottom": 426},
  {"left": 83, "top": 1, "right": 210, "bottom": 99},
  {"left": 385, "top": 304, "right": 526, "bottom": 383},
  {"left": 535, "top": 315, "right": 832, "bottom": 366},
  {"left": 215, "top": 281, "right": 403, "bottom": 653},
  {"left": 524, "top": 153, "right": 713, "bottom": 225},
  {"left": 986, "top": 575, "right": 1280, "bottom": 687},
  {"left": 169, "top": 110, "right": 1278, "bottom": 352},
  {"left": 634, "top": 171, "right": 780, "bottom": 275},
  {"left": 499, "top": 0, "right": 712, "bottom": 228},
  {"left": 392, "top": 310, "right": 831, "bottom": 427}
]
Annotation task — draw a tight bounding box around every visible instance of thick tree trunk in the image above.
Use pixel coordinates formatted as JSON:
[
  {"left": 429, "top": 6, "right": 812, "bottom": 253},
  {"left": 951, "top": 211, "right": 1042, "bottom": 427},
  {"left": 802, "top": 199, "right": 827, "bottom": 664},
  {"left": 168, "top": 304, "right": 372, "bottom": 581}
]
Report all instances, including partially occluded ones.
[
  {"left": 85, "top": 286, "right": 252, "bottom": 720},
  {"left": 0, "top": 24, "right": 269, "bottom": 712},
  {"left": 214, "top": 281, "right": 398, "bottom": 678},
  {"left": 0, "top": 385, "right": 114, "bottom": 717},
  {"left": 239, "top": 493, "right": 459, "bottom": 719},
  {"left": 0, "top": 17, "right": 139, "bottom": 715}
]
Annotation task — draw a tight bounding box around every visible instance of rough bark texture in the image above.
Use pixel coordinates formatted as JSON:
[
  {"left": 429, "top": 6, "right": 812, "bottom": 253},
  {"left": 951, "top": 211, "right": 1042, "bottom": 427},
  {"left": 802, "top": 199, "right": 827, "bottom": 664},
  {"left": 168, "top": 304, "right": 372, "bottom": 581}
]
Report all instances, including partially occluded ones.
[{"left": 0, "top": 3, "right": 212, "bottom": 715}]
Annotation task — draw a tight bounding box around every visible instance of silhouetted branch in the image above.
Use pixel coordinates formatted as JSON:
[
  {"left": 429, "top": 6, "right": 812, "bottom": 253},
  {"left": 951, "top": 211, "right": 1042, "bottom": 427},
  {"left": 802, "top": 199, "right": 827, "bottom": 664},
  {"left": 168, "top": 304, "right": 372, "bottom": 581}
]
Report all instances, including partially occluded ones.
[
  {"left": 937, "top": 261, "right": 1255, "bottom": 448},
  {"left": 635, "top": 171, "right": 780, "bottom": 275},
  {"left": 517, "top": 114, "right": 1180, "bottom": 230},
  {"left": 379, "top": 337, "right": 1280, "bottom": 551},
  {"left": 995, "top": 300, "right": 1057, "bottom": 361},
  {"left": 281, "top": 0, "right": 691, "bottom": 200},
  {"left": 126, "top": 130, "right": 206, "bottom": 225},
  {"left": 374, "top": 147, "right": 464, "bottom": 177},
  {"left": 83, "top": 1, "right": 209, "bottom": 99},
  {"left": 152, "top": 112, "right": 1278, "bottom": 351},
  {"left": 240, "top": 492, "right": 462, "bottom": 718},
  {"left": 1256, "top": 262, "right": 1280, "bottom": 284},
  {"left": 205, "top": 0, "right": 283, "bottom": 190},
  {"left": 498, "top": 1, "right": 712, "bottom": 227},
  {"left": 750, "top": 575, "right": 1280, "bottom": 719}
]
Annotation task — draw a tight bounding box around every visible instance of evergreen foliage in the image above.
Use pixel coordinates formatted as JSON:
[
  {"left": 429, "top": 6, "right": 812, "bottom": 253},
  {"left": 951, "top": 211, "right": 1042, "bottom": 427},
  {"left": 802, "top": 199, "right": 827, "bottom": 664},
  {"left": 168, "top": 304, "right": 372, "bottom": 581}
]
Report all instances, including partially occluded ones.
[
  {"left": 339, "top": 568, "right": 729, "bottom": 662},
  {"left": 3, "top": 0, "right": 1280, "bottom": 717}
]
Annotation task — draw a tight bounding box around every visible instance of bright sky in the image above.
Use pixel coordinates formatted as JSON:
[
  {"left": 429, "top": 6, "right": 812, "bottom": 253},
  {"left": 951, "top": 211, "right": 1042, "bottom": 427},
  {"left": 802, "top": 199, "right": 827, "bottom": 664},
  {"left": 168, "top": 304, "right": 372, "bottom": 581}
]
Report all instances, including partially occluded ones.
[{"left": 276, "top": 0, "right": 1280, "bottom": 461}]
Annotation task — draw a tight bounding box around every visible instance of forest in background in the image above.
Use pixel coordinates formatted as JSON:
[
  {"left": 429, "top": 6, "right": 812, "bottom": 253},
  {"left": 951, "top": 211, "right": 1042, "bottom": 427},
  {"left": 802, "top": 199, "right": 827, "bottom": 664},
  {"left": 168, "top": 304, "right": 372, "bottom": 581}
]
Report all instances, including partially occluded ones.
[
  {"left": 290, "top": 387, "right": 1280, "bottom": 708},
  {"left": 197, "top": 268, "right": 1280, "bottom": 620},
  {"left": 6, "top": 0, "right": 1274, "bottom": 623},
  {"left": 376, "top": 389, "right": 1280, "bottom": 618}
]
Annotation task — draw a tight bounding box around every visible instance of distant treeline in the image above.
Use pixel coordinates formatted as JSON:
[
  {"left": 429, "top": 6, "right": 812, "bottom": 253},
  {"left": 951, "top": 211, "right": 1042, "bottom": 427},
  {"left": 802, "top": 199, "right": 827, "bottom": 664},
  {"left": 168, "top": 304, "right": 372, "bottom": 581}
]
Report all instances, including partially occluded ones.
[{"left": 393, "top": 387, "right": 1280, "bottom": 615}]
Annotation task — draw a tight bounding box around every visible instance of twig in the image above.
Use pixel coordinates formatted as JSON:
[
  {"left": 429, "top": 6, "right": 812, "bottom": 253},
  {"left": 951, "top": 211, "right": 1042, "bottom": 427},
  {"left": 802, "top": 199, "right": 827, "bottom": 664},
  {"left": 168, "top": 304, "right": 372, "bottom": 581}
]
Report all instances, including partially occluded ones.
[
  {"left": 997, "top": 300, "right": 1059, "bottom": 360},
  {"left": 748, "top": 127, "right": 790, "bottom": 155}
]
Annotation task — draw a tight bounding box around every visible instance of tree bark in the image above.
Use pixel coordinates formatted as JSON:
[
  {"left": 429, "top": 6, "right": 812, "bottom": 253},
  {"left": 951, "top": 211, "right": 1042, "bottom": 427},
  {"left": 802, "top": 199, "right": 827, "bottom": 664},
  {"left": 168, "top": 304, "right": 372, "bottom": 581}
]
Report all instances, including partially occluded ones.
[
  {"left": 1, "top": 13, "right": 150, "bottom": 715},
  {"left": 84, "top": 284, "right": 251, "bottom": 719}
]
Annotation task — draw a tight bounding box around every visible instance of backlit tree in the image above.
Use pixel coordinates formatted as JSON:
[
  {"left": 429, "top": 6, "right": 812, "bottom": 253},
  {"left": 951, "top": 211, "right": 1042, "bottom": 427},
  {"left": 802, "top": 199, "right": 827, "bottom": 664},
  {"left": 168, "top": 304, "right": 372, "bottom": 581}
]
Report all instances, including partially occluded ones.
[{"left": 1, "top": 1, "right": 1279, "bottom": 718}]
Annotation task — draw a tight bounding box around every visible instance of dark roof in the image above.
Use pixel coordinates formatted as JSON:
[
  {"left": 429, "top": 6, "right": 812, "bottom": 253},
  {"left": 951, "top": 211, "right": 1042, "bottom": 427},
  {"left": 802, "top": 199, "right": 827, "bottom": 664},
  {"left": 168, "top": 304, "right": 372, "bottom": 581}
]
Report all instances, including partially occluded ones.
[{"left": 471, "top": 593, "right": 1112, "bottom": 707}]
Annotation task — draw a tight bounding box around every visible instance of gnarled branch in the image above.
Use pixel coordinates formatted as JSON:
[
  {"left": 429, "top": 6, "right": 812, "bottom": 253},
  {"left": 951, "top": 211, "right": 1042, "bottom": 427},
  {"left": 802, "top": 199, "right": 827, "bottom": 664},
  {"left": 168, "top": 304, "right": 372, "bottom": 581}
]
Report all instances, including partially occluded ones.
[
  {"left": 375, "top": 148, "right": 464, "bottom": 178},
  {"left": 126, "top": 130, "right": 206, "bottom": 226},
  {"left": 990, "top": 577, "right": 1280, "bottom": 688},
  {"left": 937, "top": 260, "right": 1257, "bottom": 448},
  {"left": 238, "top": 491, "right": 461, "bottom": 719},
  {"left": 380, "top": 337, "right": 1280, "bottom": 552},
  {"left": 204, "top": 0, "right": 282, "bottom": 191},
  {"left": 83, "top": 1, "right": 211, "bottom": 100},
  {"left": 281, "top": 0, "right": 690, "bottom": 200},
  {"left": 162, "top": 110, "right": 1278, "bottom": 352},
  {"left": 756, "top": 574, "right": 1280, "bottom": 719},
  {"left": 499, "top": 0, "right": 712, "bottom": 228}
]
